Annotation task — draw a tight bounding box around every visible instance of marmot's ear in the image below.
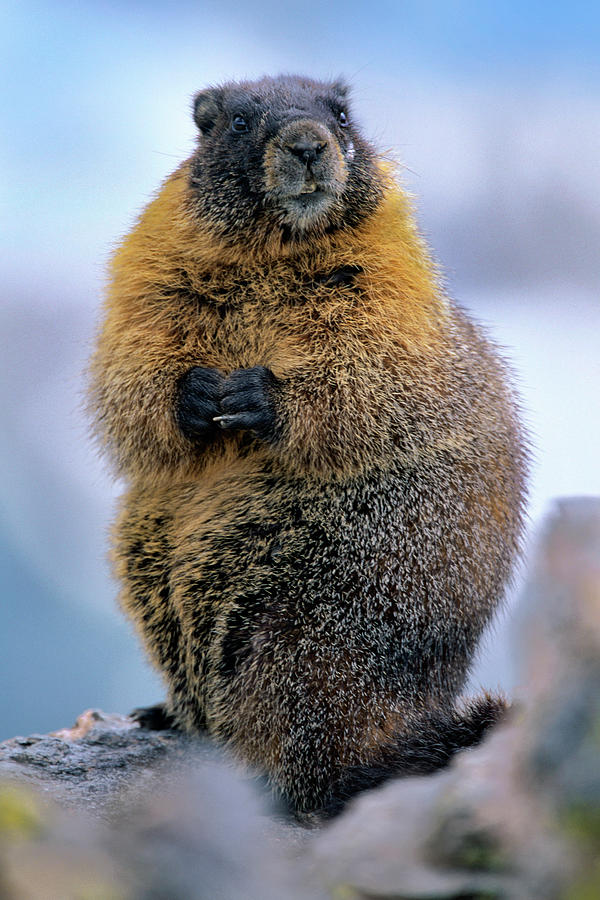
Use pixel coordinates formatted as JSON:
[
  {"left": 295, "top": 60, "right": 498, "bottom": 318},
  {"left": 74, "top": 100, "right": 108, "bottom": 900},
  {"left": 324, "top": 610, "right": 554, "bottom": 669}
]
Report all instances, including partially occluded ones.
[
  {"left": 330, "top": 78, "right": 350, "bottom": 100},
  {"left": 192, "top": 88, "right": 222, "bottom": 135}
]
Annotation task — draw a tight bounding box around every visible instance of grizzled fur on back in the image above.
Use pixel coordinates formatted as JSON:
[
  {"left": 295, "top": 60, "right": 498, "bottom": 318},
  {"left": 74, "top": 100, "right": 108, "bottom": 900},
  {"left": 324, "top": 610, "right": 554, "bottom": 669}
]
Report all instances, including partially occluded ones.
[{"left": 89, "top": 74, "right": 529, "bottom": 817}]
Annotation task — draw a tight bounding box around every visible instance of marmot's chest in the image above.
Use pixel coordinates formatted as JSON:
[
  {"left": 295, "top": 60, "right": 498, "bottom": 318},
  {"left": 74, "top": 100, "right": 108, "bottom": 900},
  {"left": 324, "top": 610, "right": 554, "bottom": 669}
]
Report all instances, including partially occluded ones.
[{"left": 190, "top": 264, "right": 368, "bottom": 372}]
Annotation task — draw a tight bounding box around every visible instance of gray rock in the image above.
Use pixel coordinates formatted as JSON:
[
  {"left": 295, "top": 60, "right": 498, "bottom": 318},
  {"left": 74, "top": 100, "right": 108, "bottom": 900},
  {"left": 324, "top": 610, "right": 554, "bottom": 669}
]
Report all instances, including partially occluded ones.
[
  {"left": 0, "top": 709, "right": 200, "bottom": 817},
  {"left": 0, "top": 713, "right": 320, "bottom": 899},
  {"left": 309, "top": 497, "right": 600, "bottom": 899}
]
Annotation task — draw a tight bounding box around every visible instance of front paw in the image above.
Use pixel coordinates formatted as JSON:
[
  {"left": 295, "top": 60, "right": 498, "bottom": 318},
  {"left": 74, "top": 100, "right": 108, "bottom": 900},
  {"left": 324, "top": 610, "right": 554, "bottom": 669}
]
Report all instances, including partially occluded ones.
[
  {"left": 176, "top": 367, "right": 225, "bottom": 442},
  {"left": 217, "top": 366, "right": 280, "bottom": 443}
]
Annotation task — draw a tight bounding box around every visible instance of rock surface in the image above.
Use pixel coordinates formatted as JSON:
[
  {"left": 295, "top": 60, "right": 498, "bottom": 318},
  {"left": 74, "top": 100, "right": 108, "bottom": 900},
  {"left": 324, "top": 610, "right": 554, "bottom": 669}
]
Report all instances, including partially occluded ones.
[
  {"left": 1, "top": 496, "right": 599, "bottom": 899},
  {"left": 0, "top": 713, "right": 318, "bottom": 899},
  {"left": 0, "top": 710, "right": 197, "bottom": 817}
]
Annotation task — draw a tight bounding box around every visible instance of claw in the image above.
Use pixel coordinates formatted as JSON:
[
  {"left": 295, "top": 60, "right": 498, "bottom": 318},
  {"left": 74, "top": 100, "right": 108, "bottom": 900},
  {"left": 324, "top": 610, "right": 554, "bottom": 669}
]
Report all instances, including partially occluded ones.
[{"left": 214, "top": 414, "right": 238, "bottom": 429}]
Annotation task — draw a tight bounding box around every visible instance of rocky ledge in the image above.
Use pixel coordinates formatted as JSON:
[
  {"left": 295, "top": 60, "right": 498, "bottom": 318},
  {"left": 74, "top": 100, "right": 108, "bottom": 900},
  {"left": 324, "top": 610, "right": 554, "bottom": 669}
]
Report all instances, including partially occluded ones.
[{"left": 1, "top": 497, "right": 599, "bottom": 899}]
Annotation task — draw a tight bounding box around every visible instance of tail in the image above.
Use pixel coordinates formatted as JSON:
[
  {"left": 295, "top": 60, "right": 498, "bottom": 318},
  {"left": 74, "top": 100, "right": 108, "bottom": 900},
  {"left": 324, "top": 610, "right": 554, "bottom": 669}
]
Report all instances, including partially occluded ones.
[{"left": 318, "top": 693, "right": 508, "bottom": 818}]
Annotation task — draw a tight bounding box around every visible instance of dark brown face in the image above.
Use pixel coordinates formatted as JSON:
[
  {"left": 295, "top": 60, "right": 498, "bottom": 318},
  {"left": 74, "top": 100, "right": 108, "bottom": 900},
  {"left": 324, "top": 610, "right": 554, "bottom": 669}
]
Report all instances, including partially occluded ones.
[{"left": 189, "top": 75, "right": 383, "bottom": 245}]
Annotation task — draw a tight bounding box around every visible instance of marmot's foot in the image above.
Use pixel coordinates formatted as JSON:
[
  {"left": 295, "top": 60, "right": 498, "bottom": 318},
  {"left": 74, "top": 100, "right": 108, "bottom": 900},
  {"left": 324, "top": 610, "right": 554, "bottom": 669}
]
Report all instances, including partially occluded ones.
[{"left": 130, "top": 703, "right": 178, "bottom": 731}]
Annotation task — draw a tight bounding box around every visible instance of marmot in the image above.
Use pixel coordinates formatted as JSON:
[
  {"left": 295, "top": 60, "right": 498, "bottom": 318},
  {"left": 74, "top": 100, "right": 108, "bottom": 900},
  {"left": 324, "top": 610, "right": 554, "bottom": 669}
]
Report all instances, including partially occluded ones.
[{"left": 89, "top": 74, "right": 528, "bottom": 817}]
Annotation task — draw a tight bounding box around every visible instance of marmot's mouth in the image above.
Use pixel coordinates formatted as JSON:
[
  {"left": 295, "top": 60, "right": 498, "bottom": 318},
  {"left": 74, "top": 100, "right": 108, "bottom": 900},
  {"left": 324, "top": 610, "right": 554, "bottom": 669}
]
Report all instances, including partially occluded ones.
[
  {"left": 265, "top": 183, "right": 330, "bottom": 203},
  {"left": 284, "top": 189, "right": 332, "bottom": 210},
  {"left": 279, "top": 188, "right": 337, "bottom": 232},
  {"left": 298, "top": 180, "right": 318, "bottom": 195},
  {"left": 295, "top": 188, "right": 325, "bottom": 200},
  {"left": 285, "top": 183, "right": 332, "bottom": 201}
]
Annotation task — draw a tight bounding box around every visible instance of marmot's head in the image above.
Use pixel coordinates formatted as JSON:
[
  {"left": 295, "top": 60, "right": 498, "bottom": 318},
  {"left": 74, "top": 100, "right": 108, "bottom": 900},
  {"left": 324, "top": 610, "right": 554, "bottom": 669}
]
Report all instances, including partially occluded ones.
[{"left": 188, "top": 75, "right": 383, "bottom": 248}]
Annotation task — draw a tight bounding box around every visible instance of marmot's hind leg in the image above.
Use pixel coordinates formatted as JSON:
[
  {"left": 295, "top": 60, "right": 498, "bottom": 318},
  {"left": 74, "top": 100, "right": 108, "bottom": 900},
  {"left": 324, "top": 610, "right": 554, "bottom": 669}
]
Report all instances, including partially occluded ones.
[
  {"left": 130, "top": 703, "right": 178, "bottom": 731},
  {"left": 319, "top": 693, "right": 509, "bottom": 818},
  {"left": 114, "top": 497, "right": 195, "bottom": 728}
]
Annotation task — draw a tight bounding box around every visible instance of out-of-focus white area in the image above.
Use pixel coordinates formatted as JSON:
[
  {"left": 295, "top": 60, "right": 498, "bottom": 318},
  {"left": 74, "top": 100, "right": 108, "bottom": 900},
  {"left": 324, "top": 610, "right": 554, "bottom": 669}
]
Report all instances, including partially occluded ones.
[{"left": 2, "top": 0, "right": 599, "bottom": 738}]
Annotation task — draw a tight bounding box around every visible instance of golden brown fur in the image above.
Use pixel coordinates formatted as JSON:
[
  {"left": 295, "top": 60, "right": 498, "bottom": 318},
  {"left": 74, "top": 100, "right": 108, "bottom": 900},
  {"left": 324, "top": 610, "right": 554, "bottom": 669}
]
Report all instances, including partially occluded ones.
[{"left": 89, "top": 75, "right": 528, "bottom": 815}]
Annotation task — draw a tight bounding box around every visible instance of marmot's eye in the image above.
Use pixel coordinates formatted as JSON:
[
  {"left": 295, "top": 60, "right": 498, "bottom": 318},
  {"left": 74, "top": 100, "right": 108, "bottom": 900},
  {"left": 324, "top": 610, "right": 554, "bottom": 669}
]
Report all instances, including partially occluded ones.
[
  {"left": 232, "top": 115, "right": 249, "bottom": 133},
  {"left": 338, "top": 111, "right": 349, "bottom": 128}
]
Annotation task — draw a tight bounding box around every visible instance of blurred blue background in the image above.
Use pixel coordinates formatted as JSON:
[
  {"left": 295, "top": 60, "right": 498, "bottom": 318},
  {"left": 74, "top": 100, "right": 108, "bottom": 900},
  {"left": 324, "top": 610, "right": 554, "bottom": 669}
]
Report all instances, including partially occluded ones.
[{"left": 2, "top": 1, "right": 599, "bottom": 740}]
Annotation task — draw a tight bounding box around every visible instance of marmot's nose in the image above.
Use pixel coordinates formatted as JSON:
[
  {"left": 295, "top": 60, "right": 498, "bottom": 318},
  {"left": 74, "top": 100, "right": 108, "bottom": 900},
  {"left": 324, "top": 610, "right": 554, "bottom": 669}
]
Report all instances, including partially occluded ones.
[{"left": 286, "top": 140, "right": 327, "bottom": 165}]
